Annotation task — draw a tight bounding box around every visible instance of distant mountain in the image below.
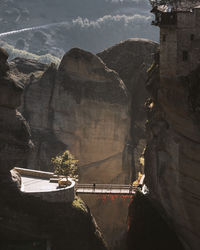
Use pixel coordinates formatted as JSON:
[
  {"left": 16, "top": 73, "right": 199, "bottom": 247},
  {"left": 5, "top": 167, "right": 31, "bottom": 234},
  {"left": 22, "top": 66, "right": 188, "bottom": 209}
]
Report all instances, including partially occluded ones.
[{"left": 0, "top": 0, "right": 159, "bottom": 57}]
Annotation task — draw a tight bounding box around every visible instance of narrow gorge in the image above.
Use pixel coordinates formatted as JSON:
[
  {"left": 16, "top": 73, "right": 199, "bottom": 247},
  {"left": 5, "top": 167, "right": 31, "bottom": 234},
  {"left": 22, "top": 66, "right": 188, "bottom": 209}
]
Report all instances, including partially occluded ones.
[
  {"left": 0, "top": 1, "right": 200, "bottom": 250},
  {"left": 6, "top": 38, "right": 157, "bottom": 248}
]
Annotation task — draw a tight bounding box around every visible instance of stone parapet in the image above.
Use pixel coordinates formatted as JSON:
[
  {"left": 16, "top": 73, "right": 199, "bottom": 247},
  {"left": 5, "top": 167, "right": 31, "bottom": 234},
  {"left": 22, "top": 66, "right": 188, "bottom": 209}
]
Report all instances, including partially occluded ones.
[{"left": 15, "top": 167, "right": 75, "bottom": 203}]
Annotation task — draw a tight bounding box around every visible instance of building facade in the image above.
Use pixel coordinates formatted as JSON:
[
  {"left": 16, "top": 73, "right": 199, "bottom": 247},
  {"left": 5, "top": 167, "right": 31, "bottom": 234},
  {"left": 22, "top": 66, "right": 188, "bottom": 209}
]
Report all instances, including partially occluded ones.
[{"left": 152, "top": 5, "right": 200, "bottom": 77}]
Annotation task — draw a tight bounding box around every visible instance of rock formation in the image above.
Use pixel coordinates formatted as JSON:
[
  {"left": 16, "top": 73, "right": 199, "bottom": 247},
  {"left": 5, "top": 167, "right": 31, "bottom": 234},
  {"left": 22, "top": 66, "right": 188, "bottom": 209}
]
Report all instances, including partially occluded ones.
[
  {"left": 0, "top": 48, "right": 31, "bottom": 181},
  {"left": 98, "top": 38, "right": 158, "bottom": 178},
  {"left": 8, "top": 40, "right": 160, "bottom": 248},
  {"left": 127, "top": 191, "right": 184, "bottom": 250},
  {"left": 11, "top": 48, "right": 131, "bottom": 185},
  {"left": 9, "top": 48, "right": 130, "bottom": 247},
  {"left": 144, "top": 53, "right": 200, "bottom": 249},
  {"left": 0, "top": 47, "right": 107, "bottom": 250}
]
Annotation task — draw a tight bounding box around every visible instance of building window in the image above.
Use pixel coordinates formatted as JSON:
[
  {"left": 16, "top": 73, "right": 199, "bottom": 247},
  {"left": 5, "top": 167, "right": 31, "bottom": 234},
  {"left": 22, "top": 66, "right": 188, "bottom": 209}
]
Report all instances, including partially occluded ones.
[
  {"left": 183, "top": 51, "right": 189, "bottom": 61},
  {"left": 190, "top": 34, "right": 195, "bottom": 41},
  {"left": 162, "top": 34, "right": 166, "bottom": 42}
]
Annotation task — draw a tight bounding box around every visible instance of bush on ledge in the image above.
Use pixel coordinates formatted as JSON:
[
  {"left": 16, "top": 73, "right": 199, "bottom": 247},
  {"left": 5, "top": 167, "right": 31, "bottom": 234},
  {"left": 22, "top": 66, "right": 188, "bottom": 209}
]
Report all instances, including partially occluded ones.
[{"left": 51, "top": 150, "right": 78, "bottom": 179}]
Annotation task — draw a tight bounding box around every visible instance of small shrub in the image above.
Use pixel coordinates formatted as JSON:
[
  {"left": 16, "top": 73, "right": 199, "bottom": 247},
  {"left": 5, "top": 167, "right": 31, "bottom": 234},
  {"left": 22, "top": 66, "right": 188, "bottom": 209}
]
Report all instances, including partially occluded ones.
[
  {"left": 51, "top": 150, "right": 78, "bottom": 178},
  {"left": 72, "top": 197, "right": 87, "bottom": 212}
]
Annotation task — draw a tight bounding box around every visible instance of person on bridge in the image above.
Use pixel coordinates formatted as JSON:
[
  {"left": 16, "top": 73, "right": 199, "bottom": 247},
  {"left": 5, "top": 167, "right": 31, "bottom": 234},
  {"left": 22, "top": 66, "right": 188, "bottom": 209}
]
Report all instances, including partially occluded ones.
[
  {"left": 93, "top": 183, "right": 96, "bottom": 189},
  {"left": 129, "top": 184, "right": 133, "bottom": 193}
]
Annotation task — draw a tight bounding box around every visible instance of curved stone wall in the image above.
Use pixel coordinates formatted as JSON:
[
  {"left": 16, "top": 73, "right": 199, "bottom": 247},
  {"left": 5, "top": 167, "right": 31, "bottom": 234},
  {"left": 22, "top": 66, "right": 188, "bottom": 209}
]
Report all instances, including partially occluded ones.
[
  {"left": 29, "top": 178, "right": 75, "bottom": 203},
  {"left": 15, "top": 168, "right": 75, "bottom": 203}
]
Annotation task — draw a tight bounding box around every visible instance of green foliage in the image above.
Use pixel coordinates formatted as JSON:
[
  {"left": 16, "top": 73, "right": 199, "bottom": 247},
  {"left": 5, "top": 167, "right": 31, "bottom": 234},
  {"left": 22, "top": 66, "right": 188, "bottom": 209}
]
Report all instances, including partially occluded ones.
[
  {"left": 72, "top": 197, "right": 87, "bottom": 213},
  {"left": 51, "top": 150, "right": 78, "bottom": 177}
]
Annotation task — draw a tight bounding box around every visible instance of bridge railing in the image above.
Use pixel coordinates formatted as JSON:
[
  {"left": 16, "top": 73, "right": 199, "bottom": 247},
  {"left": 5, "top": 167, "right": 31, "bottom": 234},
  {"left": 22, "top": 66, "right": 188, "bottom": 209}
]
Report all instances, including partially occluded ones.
[
  {"left": 76, "top": 183, "right": 139, "bottom": 187},
  {"left": 76, "top": 184, "right": 138, "bottom": 190}
]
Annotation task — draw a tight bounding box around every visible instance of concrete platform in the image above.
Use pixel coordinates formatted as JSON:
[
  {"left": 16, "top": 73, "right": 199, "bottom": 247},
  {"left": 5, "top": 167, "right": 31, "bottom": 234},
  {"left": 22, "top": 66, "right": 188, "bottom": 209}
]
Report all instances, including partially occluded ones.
[
  {"left": 21, "top": 176, "right": 60, "bottom": 193},
  {"left": 14, "top": 167, "right": 76, "bottom": 203}
]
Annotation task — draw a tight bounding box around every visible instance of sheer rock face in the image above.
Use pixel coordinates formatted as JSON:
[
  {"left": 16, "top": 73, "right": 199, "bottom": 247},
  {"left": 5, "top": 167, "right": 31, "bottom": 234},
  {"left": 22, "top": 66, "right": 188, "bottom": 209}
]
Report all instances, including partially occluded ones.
[
  {"left": 127, "top": 192, "right": 184, "bottom": 250},
  {"left": 14, "top": 48, "right": 130, "bottom": 185},
  {"left": 98, "top": 38, "right": 159, "bottom": 178},
  {"left": 9, "top": 48, "right": 130, "bottom": 248},
  {"left": 0, "top": 50, "right": 23, "bottom": 109},
  {"left": 10, "top": 41, "right": 159, "bottom": 247},
  {"left": 0, "top": 48, "right": 31, "bottom": 180},
  {"left": 55, "top": 48, "right": 130, "bottom": 184},
  {"left": 0, "top": 48, "right": 107, "bottom": 250},
  {"left": 145, "top": 60, "right": 200, "bottom": 250}
]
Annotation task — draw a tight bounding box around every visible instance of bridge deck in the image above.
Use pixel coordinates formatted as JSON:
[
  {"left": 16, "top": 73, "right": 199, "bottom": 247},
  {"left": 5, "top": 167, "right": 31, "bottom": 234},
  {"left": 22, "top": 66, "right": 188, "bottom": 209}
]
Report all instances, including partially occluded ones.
[
  {"left": 76, "top": 184, "right": 137, "bottom": 195},
  {"left": 76, "top": 188, "right": 136, "bottom": 195},
  {"left": 16, "top": 168, "right": 144, "bottom": 196}
]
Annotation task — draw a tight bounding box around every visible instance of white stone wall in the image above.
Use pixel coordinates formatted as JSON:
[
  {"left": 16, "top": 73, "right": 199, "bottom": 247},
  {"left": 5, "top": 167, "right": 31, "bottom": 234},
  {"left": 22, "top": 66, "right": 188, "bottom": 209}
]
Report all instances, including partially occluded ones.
[
  {"left": 31, "top": 180, "right": 75, "bottom": 203},
  {"left": 15, "top": 168, "right": 75, "bottom": 203}
]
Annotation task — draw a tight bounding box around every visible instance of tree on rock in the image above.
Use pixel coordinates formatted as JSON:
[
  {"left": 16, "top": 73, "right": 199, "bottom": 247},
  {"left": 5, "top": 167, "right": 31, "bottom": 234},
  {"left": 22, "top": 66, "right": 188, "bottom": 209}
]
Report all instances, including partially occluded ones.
[{"left": 51, "top": 150, "right": 78, "bottom": 178}]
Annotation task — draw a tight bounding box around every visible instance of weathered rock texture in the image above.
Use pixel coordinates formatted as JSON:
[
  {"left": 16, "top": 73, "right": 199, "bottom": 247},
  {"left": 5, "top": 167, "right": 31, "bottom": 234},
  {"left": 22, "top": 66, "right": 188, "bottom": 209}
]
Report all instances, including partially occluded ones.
[
  {"left": 0, "top": 48, "right": 31, "bottom": 179},
  {"left": 0, "top": 47, "right": 107, "bottom": 250},
  {"left": 11, "top": 48, "right": 130, "bottom": 185},
  {"left": 127, "top": 192, "right": 184, "bottom": 250},
  {"left": 9, "top": 48, "right": 130, "bottom": 248},
  {"left": 98, "top": 38, "right": 158, "bottom": 179},
  {"left": 55, "top": 48, "right": 130, "bottom": 184},
  {"left": 145, "top": 54, "right": 200, "bottom": 250},
  {"left": 9, "top": 40, "right": 160, "bottom": 248}
]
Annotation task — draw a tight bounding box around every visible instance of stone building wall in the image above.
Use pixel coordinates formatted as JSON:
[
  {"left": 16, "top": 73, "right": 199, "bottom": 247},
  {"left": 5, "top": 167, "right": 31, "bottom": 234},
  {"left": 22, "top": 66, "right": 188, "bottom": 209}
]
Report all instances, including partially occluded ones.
[
  {"left": 160, "top": 7, "right": 200, "bottom": 78},
  {"left": 160, "top": 27, "right": 177, "bottom": 77}
]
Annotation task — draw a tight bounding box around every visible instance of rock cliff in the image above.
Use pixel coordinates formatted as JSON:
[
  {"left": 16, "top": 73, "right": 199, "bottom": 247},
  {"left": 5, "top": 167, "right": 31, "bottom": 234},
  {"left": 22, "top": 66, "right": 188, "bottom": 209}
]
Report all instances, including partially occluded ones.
[
  {"left": 8, "top": 40, "right": 159, "bottom": 248},
  {"left": 9, "top": 48, "right": 130, "bottom": 248},
  {"left": 127, "top": 191, "right": 184, "bottom": 250},
  {"left": 98, "top": 38, "right": 158, "bottom": 178},
  {"left": 144, "top": 54, "right": 200, "bottom": 249},
  {"left": 12, "top": 48, "right": 130, "bottom": 185},
  {"left": 0, "top": 47, "right": 107, "bottom": 250},
  {"left": 0, "top": 48, "right": 31, "bottom": 180}
]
